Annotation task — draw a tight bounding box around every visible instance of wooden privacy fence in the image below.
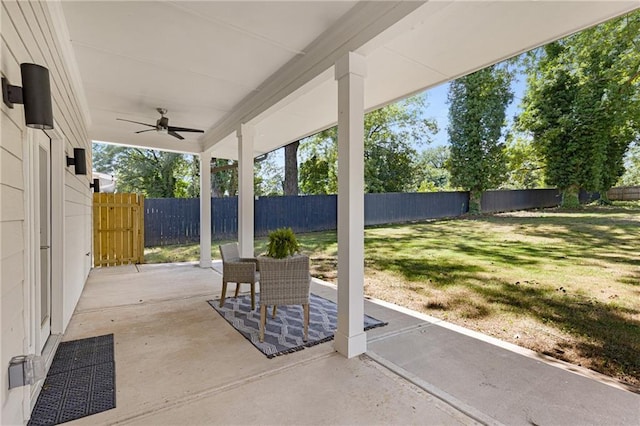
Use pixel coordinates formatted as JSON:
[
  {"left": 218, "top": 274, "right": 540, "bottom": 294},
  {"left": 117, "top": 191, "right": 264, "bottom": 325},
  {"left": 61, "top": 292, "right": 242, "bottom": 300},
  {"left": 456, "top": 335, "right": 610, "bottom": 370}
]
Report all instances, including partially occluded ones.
[
  {"left": 481, "top": 189, "right": 561, "bottom": 213},
  {"left": 93, "top": 193, "right": 144, "bottom": 267},
  {"left": 143, "top": 188, "right": 601, "bottom": 247},
  {"left": 142, "top": 190, "right": 532, "bottom": 247},
  {"left": 607, "top": 186, "right": 640, "bottom": 201}
]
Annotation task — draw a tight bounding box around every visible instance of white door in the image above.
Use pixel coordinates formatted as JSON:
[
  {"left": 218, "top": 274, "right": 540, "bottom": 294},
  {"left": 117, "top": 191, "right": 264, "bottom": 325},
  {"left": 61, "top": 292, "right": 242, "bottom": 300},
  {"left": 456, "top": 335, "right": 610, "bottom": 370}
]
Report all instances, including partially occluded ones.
[{"left": 37, "top": 132, "right": 51, "bottom": 351}]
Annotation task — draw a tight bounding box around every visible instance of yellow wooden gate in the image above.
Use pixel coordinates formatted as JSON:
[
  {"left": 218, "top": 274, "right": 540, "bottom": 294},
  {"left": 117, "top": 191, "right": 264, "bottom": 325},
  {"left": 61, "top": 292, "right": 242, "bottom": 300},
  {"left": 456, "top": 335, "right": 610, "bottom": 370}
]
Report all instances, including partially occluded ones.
[{"left": 93, "top": 193, "right": 144, "bottom": 267}]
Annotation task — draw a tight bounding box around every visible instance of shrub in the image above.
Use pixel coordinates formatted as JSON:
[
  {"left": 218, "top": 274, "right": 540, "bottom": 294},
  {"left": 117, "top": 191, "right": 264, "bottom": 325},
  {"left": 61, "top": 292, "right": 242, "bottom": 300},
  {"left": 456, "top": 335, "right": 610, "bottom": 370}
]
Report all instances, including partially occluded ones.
[{"left": 266, "top": 227, "right": 300, "bottom": 259}]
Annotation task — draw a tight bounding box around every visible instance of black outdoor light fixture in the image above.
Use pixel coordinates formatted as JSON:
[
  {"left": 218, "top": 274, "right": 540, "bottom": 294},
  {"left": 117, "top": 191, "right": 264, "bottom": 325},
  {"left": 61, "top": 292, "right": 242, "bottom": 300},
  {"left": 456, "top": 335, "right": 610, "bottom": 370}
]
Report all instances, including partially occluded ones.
[
  {"left": 2, "top": 63, "right": 54, "bottom": 129},
  {"left": 90, "top": 178, "right": 100, "bottom": 193},
  {"left": 66, "top": 148, "right": 87, "bottom": 175}
]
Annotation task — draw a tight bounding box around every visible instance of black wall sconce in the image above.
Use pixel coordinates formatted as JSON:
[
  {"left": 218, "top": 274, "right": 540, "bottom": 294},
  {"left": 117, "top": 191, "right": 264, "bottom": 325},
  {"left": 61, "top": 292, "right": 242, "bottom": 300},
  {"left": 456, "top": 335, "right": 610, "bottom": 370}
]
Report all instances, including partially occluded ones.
[
  {"left": 66, "top": 148, "right": 87, "bottom": 175},
  {"left": 90, "top": 178, "right": 100, "bottom": 193},
  {"left": 2, "top": 63, "right": 54, "bottom": 129}
]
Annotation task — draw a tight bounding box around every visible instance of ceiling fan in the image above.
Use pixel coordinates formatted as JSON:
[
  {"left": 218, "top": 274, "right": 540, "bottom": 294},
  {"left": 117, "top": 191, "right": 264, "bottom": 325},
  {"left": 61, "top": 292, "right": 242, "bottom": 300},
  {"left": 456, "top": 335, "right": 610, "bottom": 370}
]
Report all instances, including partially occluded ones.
[{"left": 117, "top": 108, "right": 204, "bottom": 140}]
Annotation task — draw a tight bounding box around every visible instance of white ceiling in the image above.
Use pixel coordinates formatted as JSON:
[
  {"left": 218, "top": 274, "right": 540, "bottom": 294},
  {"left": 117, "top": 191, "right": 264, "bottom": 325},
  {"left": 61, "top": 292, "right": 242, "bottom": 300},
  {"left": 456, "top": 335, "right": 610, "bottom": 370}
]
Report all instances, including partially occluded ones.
[{"left": 59, "top": 1, "right": 640, "bottom": 159}]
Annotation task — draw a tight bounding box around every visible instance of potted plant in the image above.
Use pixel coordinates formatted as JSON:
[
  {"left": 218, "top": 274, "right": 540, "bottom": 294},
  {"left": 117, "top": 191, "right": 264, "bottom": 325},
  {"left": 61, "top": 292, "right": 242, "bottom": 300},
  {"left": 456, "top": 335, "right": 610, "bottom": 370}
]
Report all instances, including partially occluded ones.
[
  {"left": 265, "top": 227, "right": 300, "bottom": 259},
  {"left": 258, "top": 228, "right": 311, "bottom": 342}
]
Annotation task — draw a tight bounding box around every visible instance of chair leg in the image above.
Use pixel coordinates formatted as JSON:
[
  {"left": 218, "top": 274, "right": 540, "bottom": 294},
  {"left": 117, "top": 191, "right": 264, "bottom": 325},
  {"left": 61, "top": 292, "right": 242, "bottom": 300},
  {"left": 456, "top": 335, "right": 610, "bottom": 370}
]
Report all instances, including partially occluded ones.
[
  {"left": 234, "top": 283, "right": 240, "bottom": 297},
  {"left": 303, "top": 303, "right": 309, "bottom": 342},
  {"left": 219, "top": 281, "right": 228, "bottom": 307},
  {"left": 259, "top": 304, "right": 267, "bottom": 342},
  {"left": 272, "top": 305, "right": 277, "bottom": 318},
  {"left": 250, "top": 284, "right": 256, "bottom": 310}
]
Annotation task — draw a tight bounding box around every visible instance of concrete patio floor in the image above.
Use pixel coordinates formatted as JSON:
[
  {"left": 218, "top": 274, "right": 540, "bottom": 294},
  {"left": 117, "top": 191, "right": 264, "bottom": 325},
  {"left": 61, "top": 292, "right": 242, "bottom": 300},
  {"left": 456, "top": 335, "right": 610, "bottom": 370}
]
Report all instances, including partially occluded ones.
[{"left": 60, "top": 263, "right": 639, "bottom": 425}]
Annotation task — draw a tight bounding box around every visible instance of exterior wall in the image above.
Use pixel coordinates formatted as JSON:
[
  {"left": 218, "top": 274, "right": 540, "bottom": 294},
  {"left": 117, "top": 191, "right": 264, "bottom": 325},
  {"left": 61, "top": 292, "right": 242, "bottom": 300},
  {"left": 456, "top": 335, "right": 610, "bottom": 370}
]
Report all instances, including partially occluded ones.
[{"left": 1, "top": 1, "right": 91, "bottom": 424}]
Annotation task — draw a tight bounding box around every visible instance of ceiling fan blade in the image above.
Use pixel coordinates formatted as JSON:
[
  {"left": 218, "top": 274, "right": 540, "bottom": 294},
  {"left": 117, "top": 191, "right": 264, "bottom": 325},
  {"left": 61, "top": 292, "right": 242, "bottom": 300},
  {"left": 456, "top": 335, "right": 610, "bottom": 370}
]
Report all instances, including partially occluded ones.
[
  {"left": 117, "top": 118, "right": 155, "bottom": 127},
  {"left": 135, "top": 129, "right": 156, "bottom": 134},
  {"left": 168, "top": 131, "right": 185, "bottom": 140},
  {"left": 167, "top": 126, "right": 204, "bottom": 133}
]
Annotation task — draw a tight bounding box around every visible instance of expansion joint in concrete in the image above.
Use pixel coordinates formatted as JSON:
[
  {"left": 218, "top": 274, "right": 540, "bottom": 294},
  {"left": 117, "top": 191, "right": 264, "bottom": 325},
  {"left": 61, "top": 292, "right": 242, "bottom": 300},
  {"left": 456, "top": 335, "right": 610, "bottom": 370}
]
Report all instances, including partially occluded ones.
[{"left": 365, "top": 352, "right": 503, "bottom": 426}]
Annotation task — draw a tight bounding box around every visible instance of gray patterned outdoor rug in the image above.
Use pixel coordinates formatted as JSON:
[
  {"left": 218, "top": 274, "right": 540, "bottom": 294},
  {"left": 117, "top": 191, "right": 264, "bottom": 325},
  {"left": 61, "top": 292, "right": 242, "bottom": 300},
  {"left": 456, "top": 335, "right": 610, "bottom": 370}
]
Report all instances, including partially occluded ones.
[
  {"left": 28, "top": 334, "right": 116, "bottom": 426},
  {"left": 208, "top": 293, "right": 387, "bottom": 358}
]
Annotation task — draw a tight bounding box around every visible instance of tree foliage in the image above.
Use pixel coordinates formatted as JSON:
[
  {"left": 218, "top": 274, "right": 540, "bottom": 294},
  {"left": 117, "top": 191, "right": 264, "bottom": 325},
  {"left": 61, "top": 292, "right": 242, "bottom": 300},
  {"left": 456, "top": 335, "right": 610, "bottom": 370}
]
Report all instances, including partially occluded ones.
[
  {"left": 92, "top": 143, "right": 197, "bottom": 198},
  {"left": 446, "top": 65, "right": 514, "bottom": 212},
  {"left": 363, "top": 97, "right": 437, "bottom": 192},
  {"left": 115, "top": 149, "right": 191, "bottom": 197},
  {"left": 618, "top": 142, "right": 640, "bottom": 186},
  {"left": 299, "top": 129, "right": 338, "bottom": 195},
  {"left": 254, "top": 153, "right": 284, "bottom": 196},
  {"left": 299, "top": 95, "right": 437, "bottom": 194},
  {"left": 210, "top": 158, "right": 237, "bottom": 197},
  {"left": 92, "top": 143, "right": 121, "bottom": 175},
  {"left": 503, "top": 134, "right": 545, "bottom": 189},
  {"left": 414, "top": 146, "right": 451, "bottom": 192},
  {"left": 518, "top": 12, "right": 640, "bottom": 206},
  {"left": 186, "top": 157, "right": 200, "bottom": 198}
]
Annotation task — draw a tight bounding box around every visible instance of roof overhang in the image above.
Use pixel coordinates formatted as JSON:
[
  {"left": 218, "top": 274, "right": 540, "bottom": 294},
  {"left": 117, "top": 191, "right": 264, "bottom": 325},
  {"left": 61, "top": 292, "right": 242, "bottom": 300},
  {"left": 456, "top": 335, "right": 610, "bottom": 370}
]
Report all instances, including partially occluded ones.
[{"left": 57, "top": 1, "right": 640, "bottom": 158}]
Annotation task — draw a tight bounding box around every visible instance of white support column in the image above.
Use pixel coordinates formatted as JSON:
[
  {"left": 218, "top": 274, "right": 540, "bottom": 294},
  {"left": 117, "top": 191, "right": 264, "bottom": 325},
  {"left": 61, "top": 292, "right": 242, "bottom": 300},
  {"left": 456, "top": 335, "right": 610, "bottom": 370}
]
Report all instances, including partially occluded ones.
[
  {"left": 237, "top": 123, "right": 255, "bottom": 258},
  {"left": 334, "top": 51, "right": 367, "bottom": 358},
  {"left": 199, "top": 151, "right": 212, "bottom": 268}
]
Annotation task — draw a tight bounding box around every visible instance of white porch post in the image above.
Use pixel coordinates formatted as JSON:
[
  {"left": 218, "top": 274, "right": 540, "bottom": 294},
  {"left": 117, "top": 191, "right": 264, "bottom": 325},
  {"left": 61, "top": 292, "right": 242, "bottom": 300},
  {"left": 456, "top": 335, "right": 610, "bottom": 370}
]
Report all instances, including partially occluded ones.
[
  {"left": 199, "top": 151, "right": 212, "bottom": 268},
  {"left": 334, "top": 51, "right": 367, "bottom": 358},
  {"left": 237, "top": 123, "right": 255, "bottom": 258}
]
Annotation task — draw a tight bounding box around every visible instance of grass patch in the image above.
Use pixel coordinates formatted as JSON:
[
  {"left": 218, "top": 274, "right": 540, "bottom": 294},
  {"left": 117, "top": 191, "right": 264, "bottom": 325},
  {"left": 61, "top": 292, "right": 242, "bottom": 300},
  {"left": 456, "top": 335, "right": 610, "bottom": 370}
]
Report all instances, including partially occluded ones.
[{"left": 145, "top": 202, "right": 640, "bottom": 388}]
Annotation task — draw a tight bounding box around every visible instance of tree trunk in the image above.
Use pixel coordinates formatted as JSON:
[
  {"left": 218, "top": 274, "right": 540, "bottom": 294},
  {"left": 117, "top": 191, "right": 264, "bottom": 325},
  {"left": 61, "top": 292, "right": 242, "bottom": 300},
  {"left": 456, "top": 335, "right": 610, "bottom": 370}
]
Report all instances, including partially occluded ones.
[
  {"left": 284, "top": 141, "right": 299, "bottom": 196},
  {"left": 468, "top": 190, "right": 482, "bottom": 214},
  {"left": 561, "top": 185, "right": 580, "bottom": 208},
  {"left": 597, "top": 190, "right": 612, "bottom": 205}
]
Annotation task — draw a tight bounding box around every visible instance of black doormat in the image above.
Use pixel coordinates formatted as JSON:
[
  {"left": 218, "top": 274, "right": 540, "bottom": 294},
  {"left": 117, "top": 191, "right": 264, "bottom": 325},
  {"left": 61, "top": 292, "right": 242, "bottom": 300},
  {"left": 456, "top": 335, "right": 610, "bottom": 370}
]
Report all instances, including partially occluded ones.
[{"left": 28, "top": 334, "right": 116, "bottom": 426}]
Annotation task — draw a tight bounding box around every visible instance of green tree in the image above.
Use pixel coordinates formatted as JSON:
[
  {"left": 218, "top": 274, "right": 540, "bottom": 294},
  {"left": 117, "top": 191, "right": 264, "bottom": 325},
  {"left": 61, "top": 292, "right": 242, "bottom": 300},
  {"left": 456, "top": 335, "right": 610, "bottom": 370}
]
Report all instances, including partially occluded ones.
[
  {"left": 92, "top": 143, "right": 122, "bottom": 174},
  {"left": 299, "top": 95, "right": 437, "bottom": 194},
  {"left": 299, "top": 129, "right": 338, "bottom": 195},
  {"left": 618, "top": 142, "right": 640, "bottom": 186},
  {"left": 518, "top": 12, "right": 640, "bottom": 206},
  {"left": 210, "top": 158, "right": 237, "bottom": 197},
  {"left": 446, "top": 65, "right": 514, "bottom": 212},
  {"left": 503, "top": 134, "right": 545, "bottom": 189},
  {"left": 414, "top": 146, "right": 451, "bottom": 192},
  {"left": 116, "top": 149, "right": 188, "bottom": 197},
  {"left": 92, "top": 142, "right": 197, "bottom": 197},
  {"left": 209, "top": 154, "right": 280, "bottom": 197},
  {"left": 363, "top": 96, "right": 437, "bottom": 193},
  {"left": 185, "top": 156, "right": 200, "bottom": 198},
  {"left": 254, "top": 153, "right": 283, "bottom": 196}
]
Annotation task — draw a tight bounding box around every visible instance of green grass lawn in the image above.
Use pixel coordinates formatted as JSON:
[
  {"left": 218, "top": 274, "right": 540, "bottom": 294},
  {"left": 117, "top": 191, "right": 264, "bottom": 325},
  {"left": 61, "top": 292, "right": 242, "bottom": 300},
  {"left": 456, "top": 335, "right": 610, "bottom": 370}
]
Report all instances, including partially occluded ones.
[{"left": 145, "top": 202, "right": 640, "bottom": 388}]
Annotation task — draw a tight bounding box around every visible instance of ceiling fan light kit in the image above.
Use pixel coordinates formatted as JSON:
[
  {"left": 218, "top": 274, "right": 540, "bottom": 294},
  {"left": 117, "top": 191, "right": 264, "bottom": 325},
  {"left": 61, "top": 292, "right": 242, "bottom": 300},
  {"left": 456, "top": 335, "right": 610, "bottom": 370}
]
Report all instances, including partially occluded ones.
[{"left": 117, "top": 107, "right": 204, "bottom": 140}]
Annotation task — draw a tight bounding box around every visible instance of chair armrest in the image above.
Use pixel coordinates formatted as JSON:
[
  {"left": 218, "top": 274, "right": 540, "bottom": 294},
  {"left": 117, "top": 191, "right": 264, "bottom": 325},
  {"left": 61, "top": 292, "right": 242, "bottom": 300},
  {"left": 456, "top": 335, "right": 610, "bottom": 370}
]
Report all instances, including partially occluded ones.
[
  {"left": 240, "top": 257, "right": 260, "bottom": 271},
  {"left": 223, "top": 261, "right": 257, "bottom": 283}
]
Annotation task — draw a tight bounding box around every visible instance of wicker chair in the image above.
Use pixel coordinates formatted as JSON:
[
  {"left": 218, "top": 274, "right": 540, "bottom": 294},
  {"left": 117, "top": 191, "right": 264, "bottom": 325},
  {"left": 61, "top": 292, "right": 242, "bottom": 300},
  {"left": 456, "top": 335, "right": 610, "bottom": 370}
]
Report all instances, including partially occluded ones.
[
  {"left": 219, "top": 243, "right": 259, "bottom": 310},
  {"left": 257, "top": 254, "right": 311, "bottom": 342}
]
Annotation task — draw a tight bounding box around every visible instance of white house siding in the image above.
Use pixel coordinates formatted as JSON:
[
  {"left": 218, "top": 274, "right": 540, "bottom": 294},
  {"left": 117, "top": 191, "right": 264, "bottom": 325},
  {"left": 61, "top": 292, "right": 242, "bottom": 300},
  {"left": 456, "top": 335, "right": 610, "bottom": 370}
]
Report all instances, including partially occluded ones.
[{"left": 1, "top": 1, "right": 91, "bottom": 424}]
